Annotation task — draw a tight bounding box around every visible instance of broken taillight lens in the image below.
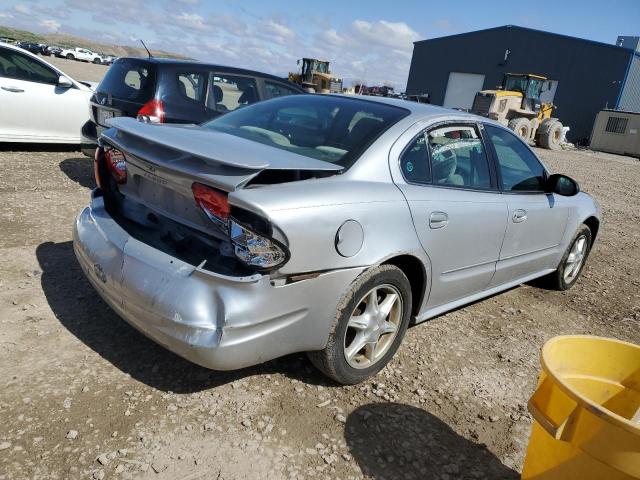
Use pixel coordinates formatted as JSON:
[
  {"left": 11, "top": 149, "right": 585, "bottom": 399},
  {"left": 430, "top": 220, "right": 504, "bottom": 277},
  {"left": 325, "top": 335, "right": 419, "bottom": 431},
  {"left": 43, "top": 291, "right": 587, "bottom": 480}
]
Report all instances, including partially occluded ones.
[
  {"left": 93, "top": 146, "right": 103, "bottom": 189},
  {"left": 192, "top": 182, "right": 230, "bottom": 229},
  {"left": 229, "top": 220, "right": 288, "bottom": 270},
  {"left": 104, "top": 148, "right": 127, "bottom": 184}
]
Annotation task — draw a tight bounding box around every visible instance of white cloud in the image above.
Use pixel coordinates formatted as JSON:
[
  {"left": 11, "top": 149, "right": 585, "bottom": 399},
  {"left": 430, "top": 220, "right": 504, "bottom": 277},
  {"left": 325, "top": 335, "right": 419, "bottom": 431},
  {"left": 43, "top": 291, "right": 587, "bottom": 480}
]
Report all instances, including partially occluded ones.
[
  {"left": 175, "top": 12, "right": 207, "bottom": 31},
  {"left": 39, "top": 19, "right": 61, "bottom": 32},
  {"left": 14, "top": 4, "right": 29, "bottom": 14}
]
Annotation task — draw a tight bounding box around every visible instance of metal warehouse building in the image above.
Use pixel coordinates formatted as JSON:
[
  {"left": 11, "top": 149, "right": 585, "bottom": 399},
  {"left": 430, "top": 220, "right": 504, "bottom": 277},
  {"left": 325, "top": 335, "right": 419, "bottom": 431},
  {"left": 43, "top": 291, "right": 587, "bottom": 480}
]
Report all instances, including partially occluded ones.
[{"left": 406, "top": 25, "right": 640, "bottom": 143}]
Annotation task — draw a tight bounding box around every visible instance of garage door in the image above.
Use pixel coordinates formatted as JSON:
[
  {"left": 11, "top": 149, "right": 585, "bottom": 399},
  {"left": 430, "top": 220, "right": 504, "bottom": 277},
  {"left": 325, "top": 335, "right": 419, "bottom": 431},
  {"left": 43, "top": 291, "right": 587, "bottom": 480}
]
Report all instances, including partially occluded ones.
[
  {"left": 442, "top": 72, "right": 486, "bottom": 110},
  {"left": 540, "top": 80, "right": 559, "bottom": 104}
]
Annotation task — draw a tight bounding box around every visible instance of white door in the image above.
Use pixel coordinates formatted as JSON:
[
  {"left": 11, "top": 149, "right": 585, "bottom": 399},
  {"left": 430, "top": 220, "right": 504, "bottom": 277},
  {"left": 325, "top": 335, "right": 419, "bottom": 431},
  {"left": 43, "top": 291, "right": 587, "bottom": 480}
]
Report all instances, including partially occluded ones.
[
  {"left": 540, "top": 80, "right": 559, "bottom": 104},
  {"left": 0, "top": 47, "right": 90, "bottom": 142},
  {"left": 442, "top": 72, "right": 485, "bottom": 110}
]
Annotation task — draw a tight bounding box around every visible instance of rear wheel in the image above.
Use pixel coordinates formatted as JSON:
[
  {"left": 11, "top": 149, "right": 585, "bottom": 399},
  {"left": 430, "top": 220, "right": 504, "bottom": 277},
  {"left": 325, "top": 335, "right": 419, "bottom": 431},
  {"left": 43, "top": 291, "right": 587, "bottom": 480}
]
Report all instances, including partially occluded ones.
[
  {"left": 508, "top": 117, "right": 531, "bottom": 141},
  {"left": 93, "top": 58, "right": 101, "bottom": 64},
  {"left": 538, "top": 225, "right": 592, "bottom": 290},
  {"left": 66, "top": 53, "right": 74, "bottom": 60},
  {"left": 308, "top": 265, "right": 412, "bottom": 385},
  {"left": 538, "top": 120, "right": 563, "bottom": 150}
]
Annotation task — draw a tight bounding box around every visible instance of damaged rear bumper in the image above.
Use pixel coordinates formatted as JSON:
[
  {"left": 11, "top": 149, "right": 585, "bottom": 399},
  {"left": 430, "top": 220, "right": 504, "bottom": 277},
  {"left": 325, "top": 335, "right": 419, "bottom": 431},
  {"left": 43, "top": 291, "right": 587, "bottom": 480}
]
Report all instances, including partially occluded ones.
[{"left": 73, "top": 191, "right": 364, "bottom": 370}]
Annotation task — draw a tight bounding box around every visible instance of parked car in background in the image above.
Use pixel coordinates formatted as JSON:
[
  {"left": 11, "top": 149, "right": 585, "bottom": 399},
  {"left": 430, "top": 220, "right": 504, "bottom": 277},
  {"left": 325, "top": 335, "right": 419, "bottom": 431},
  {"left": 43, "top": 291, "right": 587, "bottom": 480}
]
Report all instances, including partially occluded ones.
[
  {"left": 80, "top": 57, "right": 304, "bottom": 156},
  {"left": 74, "top": 94, "right": 600, "bottom": 384},
  {"left": 42, "top": 45, "right": 62, "bottom": 57},
  {"left": 99, "top": 53, "right": 117, "bottom": 65},
  {"left": 60, "top": 47, "right": 103, "bottom": 63},
  {"left": 16, "top": 41, "right": 42, "bottom": 55},
  {"left": 0, "top": 42, "right": 93, "bottom": 143}
]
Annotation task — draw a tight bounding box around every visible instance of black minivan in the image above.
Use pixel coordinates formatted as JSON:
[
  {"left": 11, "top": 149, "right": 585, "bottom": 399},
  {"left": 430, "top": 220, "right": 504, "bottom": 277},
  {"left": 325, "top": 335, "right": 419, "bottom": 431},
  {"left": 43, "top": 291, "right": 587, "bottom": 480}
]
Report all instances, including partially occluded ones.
[{"left": 81, "top": 57, "right": 304, "bottom": 156}]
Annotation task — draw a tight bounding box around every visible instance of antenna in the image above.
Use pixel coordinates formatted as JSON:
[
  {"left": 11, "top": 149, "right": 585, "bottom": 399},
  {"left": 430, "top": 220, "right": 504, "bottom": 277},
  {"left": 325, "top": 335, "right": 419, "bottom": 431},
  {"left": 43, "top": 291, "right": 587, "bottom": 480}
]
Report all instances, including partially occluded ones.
[{"left": 140, "top": 40, "right": 153, "bottom": 58}]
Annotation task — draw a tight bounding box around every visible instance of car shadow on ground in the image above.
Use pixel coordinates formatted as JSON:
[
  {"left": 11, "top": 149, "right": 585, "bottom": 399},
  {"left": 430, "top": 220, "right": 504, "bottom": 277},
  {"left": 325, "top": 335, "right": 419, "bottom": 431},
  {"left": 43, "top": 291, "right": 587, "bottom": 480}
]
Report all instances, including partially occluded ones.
[
  {"left": 59, "top": 157, "right": 96, "bottom": 189},
  {"left": 345, "top": 403, "right": 519, "bottom": 480},
  {"left": 36, "top": 240, "right": 330, "bottom": 393}
]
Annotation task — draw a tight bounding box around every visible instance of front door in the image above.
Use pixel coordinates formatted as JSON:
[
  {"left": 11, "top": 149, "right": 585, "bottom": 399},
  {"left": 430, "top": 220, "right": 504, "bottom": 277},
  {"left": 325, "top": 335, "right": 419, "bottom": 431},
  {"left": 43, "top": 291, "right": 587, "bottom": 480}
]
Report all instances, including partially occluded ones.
[
  {"left": 484, "top": 124, "right": 569, "bottom": 285},
  {"left": 394, "top": 122, "right": 508, "bottom": 309},
  {"left": 0, "top": 48, "right": 87, "bottom": 142}
]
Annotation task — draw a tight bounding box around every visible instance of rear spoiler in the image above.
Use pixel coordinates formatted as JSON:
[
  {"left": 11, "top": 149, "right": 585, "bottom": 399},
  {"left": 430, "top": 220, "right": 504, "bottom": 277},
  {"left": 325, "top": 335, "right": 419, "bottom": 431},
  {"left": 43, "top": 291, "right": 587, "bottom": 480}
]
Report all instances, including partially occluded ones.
[{"left": 101, "top": 117, "right": 342, "bottom": 192}]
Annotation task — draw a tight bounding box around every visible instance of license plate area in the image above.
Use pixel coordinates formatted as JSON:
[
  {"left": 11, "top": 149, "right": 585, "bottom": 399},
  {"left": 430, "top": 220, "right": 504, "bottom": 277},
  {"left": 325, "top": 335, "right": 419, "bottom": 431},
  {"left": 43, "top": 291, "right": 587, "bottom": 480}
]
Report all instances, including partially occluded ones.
[{"left": 97, "top": 108, "right": 115, "bottom": 126}]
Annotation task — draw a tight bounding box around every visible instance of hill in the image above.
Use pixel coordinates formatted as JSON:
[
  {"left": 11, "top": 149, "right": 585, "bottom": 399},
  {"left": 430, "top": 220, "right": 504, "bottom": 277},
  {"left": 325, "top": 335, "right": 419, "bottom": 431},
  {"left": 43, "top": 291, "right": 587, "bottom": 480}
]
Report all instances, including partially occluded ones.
[{"left": 0, "top": 25, "right": 190, "bottom": 59}]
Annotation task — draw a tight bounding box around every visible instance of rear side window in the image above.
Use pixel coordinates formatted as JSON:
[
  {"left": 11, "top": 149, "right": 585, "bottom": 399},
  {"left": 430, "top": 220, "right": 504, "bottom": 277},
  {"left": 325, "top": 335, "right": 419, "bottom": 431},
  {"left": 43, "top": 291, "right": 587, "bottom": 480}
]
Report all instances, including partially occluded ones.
[
  {"left": 0, "top": 48, "right": 58, "bottom": 85},
  {"left": 97, "top": 59, "right": 156, "bottom": 102},
  {"left": 427, "top": 125, "right": 492, "bottom": 189},
  {"left": 207, "top": 74, "right": 258, "bottom": 113},
  {"left": 177, "top": 72, "right": 207, "bottom": 103},
  {"left": 264, "top": 81, "right": 299, "bottom": 99}
]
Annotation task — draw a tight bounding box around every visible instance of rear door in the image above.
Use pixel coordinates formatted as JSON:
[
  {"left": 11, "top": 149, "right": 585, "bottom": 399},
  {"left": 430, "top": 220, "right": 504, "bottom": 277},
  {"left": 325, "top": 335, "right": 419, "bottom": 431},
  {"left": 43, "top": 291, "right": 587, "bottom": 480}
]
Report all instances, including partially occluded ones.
[
  {"left": 484, "top": 124, "right": 569, "bottom": 285},
  {"left": 393, "top": 122, "right": 508, "bottom": 309}
]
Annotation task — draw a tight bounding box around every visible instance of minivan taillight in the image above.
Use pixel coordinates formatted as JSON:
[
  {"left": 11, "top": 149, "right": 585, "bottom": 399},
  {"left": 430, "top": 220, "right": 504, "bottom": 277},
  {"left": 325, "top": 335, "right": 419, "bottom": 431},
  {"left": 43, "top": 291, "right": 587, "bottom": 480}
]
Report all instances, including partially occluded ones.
[
  {"left": 137, "top": 99, "right": 165, "bottom": 123},
  {"left": 192, "top": 182, "right": 230, "bottom": 229},
  {"left": 104, "top": 148, "right": 127, "bottom": 184}
]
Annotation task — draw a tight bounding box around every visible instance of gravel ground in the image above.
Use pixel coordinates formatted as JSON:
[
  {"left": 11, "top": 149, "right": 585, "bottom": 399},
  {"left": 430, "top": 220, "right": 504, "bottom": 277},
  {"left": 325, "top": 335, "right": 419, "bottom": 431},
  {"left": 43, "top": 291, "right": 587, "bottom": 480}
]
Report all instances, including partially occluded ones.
[
  {"left": 44, "top": 55, "right": 110, "bottom": 83},
  {"left": 0, "top": 145, "right": 638, "bottom": 480}
]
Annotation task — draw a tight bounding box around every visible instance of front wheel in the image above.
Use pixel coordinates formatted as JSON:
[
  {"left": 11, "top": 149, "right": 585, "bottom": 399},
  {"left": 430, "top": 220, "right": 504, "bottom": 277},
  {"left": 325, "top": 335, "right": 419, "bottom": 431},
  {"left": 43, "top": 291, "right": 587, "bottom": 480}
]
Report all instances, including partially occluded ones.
[
  {"left": 66, "top": 54, "right": 74, "bottom": 60},
  {"left": 93, "top": 58, "right": 101, "bottom": 64},
  {"left": 308, "top": 265, "right": 412, "bottom": 385},
  {"left": 538, "top": 225, "right": 592, "bottom": 290}
]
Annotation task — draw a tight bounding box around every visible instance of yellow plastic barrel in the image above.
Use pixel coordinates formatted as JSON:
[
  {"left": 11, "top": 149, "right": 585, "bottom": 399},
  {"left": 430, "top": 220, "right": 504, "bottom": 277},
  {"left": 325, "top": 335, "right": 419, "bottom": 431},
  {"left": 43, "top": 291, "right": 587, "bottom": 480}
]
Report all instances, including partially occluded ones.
[{"left": 522, "top": 335, "right": 640, "bottom": 480}]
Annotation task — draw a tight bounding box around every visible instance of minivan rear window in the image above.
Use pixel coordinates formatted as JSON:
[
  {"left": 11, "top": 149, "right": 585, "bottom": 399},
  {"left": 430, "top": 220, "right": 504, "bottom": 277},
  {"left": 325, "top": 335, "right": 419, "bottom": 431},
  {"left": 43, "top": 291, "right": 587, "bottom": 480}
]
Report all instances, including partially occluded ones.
[{"left": 97, "top": 59, "right": 156, "bottom": 102}]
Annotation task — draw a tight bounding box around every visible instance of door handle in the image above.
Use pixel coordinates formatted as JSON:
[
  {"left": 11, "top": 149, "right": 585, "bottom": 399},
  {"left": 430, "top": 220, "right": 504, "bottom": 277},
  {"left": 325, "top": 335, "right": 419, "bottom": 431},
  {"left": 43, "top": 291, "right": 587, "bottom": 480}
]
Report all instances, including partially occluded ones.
[
  {"left": 513, "top": 209, "right": 527, "bottom": 223},
  {"left": 429, "top": 211, "right": 449, "bottom": 229},
  {"left": 1, "top": 86, "right": 24, "bottom": 93}
]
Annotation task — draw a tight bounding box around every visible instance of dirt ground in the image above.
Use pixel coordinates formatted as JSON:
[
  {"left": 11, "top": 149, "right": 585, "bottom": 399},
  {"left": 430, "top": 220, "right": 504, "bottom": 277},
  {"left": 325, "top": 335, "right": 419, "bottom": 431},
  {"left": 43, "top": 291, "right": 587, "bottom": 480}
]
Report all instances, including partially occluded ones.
[
  {"left": 0, "top": 143, "right": 638, "bottom": 480},
  {"left": 45, "top": 55, "right": 110, "bottom": 83}
]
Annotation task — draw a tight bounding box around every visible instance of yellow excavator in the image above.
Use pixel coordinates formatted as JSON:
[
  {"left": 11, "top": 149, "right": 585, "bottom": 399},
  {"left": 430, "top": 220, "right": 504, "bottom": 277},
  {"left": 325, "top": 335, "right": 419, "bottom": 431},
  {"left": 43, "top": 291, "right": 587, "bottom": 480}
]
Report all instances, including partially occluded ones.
[
  {"left": 471, "top": 73, "right": 564, "bottom": 150},
  {"left": 288, "top": 58, "right": 343, "bottom": 94}
]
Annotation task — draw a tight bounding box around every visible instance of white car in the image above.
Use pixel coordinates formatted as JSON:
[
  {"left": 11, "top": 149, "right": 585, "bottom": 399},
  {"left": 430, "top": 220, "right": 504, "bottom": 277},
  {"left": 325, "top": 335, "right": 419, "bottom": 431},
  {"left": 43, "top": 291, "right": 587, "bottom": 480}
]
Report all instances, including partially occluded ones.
[
  {"left": 0, "top": 42, "right": 93, "bottom": 143},
  {"left": 60, "top": 47, "right": 103, "bottom": 64}
]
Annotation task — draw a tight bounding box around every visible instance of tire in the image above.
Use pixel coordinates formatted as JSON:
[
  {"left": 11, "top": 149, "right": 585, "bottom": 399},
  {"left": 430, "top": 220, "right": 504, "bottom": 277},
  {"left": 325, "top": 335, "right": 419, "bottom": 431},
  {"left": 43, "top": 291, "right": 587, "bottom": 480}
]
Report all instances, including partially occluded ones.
[
  {"left": 93, "top": 58, "right": 101, "bottom": 64},
  {"left": 538, "top": 120, "right": 563, "bottom": 150},
  {"left": 307, "top": 264, "right": 412, "bottom": 385},
  {"left": 508, "top": 117, "right": 531, "bottom": 141},
  {"left": 66, "top": 54, "right": 74, "bottom": 60},
  {"left": 537, "top": 225, "right": 592, "bottom": 291}
]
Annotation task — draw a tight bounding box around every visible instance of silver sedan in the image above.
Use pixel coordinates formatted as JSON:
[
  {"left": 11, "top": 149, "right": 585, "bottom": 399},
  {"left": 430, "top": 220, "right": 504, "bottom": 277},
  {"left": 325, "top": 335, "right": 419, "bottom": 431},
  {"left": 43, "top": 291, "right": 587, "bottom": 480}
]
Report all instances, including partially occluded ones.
[{"left": 73, "top": 94, "right": 600, "bottom": 384}]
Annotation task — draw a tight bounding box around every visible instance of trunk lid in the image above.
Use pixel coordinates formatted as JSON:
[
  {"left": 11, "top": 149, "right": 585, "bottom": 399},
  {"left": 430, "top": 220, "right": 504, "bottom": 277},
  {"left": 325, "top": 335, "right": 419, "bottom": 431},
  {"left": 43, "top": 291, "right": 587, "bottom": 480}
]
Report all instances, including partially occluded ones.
[{"left": 99, "top": 117, "right": 342, "bottom": 237}]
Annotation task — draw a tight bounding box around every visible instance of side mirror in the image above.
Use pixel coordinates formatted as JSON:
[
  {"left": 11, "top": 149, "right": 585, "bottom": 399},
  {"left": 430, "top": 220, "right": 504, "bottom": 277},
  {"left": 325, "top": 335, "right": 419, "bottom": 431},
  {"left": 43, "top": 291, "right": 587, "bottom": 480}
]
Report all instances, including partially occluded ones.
[
  {"left": 57, "top": 75, "right": 73, "bottom": 88},
  {"left": 545, "top": 173, "right": 580, "bottom": 196}
]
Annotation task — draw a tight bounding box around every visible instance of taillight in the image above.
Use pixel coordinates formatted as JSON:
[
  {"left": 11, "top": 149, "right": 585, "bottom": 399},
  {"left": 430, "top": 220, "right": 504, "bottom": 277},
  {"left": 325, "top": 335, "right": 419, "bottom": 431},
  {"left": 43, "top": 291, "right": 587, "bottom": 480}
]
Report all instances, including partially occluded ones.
[
  {"left": 104, "top": 148, "right": 127, "bottom": 184},
  {"left": 137, "top": 99, "right": 165, "bottom": 123},
  {"left": 192, "top": 182, "right": 230, "bottom": 229},
  {"left": 229, "top": 220, "right": 288, "bottom": 270}
]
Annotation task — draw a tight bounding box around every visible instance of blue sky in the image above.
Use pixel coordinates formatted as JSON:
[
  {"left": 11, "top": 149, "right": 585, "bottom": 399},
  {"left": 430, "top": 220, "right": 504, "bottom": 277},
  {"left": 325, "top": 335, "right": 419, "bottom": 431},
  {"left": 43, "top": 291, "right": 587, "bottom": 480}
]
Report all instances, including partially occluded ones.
[{"left": 2, "top": 0, "right": 639, "bottom": 89}]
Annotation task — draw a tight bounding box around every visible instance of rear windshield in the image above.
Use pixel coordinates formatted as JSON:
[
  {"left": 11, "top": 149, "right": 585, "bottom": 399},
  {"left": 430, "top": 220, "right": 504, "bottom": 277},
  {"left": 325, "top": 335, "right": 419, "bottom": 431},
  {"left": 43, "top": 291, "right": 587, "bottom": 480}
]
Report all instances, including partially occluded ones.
[
  {"left": 202, "top": 95, "right": 409, "bottom": 167},
  {"left": 97, "top": 59, "right": 156, "bottom": 102}
]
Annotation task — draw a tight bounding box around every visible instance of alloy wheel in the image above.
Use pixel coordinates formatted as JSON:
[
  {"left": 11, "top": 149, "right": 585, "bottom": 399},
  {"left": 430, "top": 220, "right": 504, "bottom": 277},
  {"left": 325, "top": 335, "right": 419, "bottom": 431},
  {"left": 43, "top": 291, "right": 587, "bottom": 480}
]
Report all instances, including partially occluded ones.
[
  {"left": 563, "top": 235, "right": 587, "bottom": 283},
  {"left": 343, "top": 284, "right": 403, "bottom": 369}
]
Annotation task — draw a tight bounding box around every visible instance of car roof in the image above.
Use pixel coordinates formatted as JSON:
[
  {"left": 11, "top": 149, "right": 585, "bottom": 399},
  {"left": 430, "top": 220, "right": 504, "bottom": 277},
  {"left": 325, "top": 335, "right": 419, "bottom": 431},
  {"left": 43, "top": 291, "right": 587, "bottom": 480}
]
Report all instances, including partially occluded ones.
[
  {"left": 116, "top": 57, "right": 301, "bottom": 85},
  {"left": 328, "top": 93, "right": 481, "bottom": 120}
]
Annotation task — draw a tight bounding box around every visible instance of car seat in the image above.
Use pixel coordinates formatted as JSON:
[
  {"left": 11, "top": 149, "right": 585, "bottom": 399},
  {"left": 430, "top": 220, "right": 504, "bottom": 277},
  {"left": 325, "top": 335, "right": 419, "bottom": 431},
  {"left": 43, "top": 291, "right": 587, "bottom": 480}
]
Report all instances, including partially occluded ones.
[
  {"left": 345, "top": 117, "right": 382, "bottom": 149},
  {"left": 213, "top": 85, "right": 228, "bottom": 112},
  {"left": 431, "top": 146, "right": 464, "bottom": 186}
]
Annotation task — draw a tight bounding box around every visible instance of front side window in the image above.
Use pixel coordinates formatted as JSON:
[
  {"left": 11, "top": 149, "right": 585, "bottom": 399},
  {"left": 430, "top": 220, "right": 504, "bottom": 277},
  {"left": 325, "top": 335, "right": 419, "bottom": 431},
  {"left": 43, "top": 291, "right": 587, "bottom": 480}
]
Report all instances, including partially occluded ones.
[
  {"left": 485, "top": 125, "right": 546, "bottom": 192},
  {"left": 0, "top": 48, "right": 58, "bottom": 85},
  {"left": 203, "top": 94, "right": 409, "bottom": 167},
  {"left": 427, "top": 124, "right": 492, "bottom": 189},
  {"left": 264, "top": 81, "right": 299, "bottom": 99},
  {"left": 208, "top": 74, "right": 258, "bottom": 113}
]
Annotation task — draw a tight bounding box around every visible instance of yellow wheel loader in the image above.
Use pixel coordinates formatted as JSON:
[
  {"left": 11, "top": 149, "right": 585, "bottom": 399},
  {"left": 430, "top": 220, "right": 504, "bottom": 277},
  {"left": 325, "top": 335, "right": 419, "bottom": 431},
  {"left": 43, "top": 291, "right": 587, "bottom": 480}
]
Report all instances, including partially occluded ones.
[
  {"left": 471, "top": 73, "right": 564, "bottom": 150},
  {"left": 288, "top": 58, "right": 343, "bottom": 94}
]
